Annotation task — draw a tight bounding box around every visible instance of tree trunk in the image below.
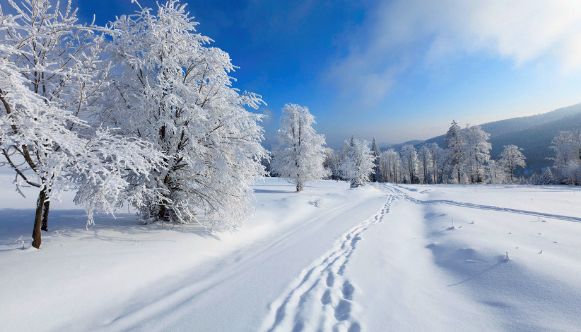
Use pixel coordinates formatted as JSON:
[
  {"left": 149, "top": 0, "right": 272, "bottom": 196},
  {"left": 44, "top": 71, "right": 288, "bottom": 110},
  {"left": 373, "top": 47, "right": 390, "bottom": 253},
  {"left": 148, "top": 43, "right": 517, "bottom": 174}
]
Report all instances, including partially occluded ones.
[
  {"left": 296, "top": 180, "right": 303, "bottom": 192},
  {"left": 41, "top": 199, "right": 50, "bottom": 232},
  {"left": 158, "top": 204, "right": 167, "bottom": 221},
  {"left": 32, "top": 189, "right": 47, "bottom": 249}
]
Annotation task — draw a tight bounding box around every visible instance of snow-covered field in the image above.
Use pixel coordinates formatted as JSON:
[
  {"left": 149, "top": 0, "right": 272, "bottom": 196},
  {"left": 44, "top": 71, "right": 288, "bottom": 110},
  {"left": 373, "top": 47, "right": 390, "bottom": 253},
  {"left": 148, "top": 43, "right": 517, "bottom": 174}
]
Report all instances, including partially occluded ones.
[{"left": 1, "top": 177, "right": 581, "bottom": 331}]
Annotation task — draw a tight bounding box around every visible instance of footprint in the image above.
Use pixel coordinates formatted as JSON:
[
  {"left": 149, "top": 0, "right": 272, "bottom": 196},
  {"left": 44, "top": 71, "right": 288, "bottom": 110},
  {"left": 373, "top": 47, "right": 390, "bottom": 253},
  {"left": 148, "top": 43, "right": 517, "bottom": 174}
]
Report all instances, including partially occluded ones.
[
  {"left": 292, "top": 321, "right": 304, "bottom": 332},
  {"left": 326, "top": 272, "right": 335, "bottom": 287},
  {"left": 321, "top": 289, "right": 331, "bottom": 305},
  {"left": 342, "top": 281, "right": 355, "bottom": 300},
  {"left": 334, "top": 300, "right": 351, "bottom": 321},
  {"left": 348, "top": 322, "right": 361, "bottom": 332},
  {"left": 351, "top": 235, "right": 361, "bottom": 248}
]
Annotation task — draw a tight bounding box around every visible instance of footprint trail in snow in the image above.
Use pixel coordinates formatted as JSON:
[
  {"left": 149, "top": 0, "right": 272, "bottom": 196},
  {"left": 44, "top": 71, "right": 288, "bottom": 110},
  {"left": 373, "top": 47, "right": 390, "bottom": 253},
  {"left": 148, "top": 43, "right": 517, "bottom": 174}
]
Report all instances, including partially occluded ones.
[{"left": 261, "top": 194, "right": 396, "bottom": 332}]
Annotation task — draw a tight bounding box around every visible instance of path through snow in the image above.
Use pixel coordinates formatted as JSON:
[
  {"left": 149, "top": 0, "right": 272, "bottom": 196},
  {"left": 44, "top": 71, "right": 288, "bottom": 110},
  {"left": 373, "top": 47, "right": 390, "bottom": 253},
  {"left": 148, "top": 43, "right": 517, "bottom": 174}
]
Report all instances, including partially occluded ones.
[{"left": 261, "top": 193, "right": 397, "bottom": 332}]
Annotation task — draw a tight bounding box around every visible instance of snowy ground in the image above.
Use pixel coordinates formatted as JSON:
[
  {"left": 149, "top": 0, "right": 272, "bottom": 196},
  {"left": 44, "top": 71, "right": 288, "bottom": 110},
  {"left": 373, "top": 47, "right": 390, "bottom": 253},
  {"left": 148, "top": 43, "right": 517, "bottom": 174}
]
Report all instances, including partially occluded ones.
[{"left": 1, "top": 177, "right": 581, "bottom": 331}]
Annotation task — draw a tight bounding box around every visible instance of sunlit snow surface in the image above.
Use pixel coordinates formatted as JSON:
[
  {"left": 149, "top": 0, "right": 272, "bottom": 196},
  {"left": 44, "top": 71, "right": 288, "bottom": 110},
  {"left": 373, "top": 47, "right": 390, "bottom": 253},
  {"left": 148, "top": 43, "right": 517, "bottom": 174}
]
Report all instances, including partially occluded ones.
[{"left": 1, "top": 176, "right": 580, "bottom": 331}]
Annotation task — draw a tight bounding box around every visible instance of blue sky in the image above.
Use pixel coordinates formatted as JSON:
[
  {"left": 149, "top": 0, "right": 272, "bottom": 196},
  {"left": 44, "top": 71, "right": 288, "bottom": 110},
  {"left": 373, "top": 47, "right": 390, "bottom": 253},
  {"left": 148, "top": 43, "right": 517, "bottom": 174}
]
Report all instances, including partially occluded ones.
[{"left": 76, "top": 0, "right": 581, "bottom": 147}]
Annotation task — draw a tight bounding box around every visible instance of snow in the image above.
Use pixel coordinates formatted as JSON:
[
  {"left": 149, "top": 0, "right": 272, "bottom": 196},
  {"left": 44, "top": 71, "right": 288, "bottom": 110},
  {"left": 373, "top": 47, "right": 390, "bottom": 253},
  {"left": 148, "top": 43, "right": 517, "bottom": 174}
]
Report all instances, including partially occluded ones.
[{"left": 1, "top": 177, "right": 581, "bottom": 331}]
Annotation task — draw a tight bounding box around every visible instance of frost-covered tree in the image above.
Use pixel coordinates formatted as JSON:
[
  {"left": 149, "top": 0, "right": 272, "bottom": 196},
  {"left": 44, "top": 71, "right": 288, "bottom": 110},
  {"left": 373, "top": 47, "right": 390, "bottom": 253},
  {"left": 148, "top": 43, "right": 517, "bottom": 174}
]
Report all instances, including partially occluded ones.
[
  {"left": 428, "top": 143, "right": 446, "bottom": 184},
  {"left": 550, "top": 131, "right": 581, "bottom": 185},
  {"left": 271, "top": 104, "right": 328, "bottom": 192},
  {"left": 417, "top": 145, "right": 432, "bottom": 184},
  {"left": 539, "top": 167, "right": 555, "bottom": 185},
  {"left": 499, "top": 145, "right": 526, "bottom": 183},
  {"left": 0, "top": 0, "right": 161, "bottom": 248},
  {"left": 104, "top": 0, "right": 267, "bottom": 228},
  {"left": 323, "top": 147, "right": 341, "bottom": 180},
  {"left": 400, "top": 144, "right": 419, "bottom": 184},
  {"left": 530, "top": 167, "right": 555, "bottom": 185},
  {"left": 339, "top": 138, "right": 375, "bottom": 188},
  {"left": 462, "top": 126, "right": 491, "bottom": 183},
  {"left": 370, "top": 137, "right": 381, "bottom": 182},
  {"left": 446, "top": 120, "right": 465, "bottom": 183},
  {"left": 379, "top": 149, "right": 402, "bottom": 183},
  {"left": 485, "top": 160, "right": 505, "bottom": 184}
]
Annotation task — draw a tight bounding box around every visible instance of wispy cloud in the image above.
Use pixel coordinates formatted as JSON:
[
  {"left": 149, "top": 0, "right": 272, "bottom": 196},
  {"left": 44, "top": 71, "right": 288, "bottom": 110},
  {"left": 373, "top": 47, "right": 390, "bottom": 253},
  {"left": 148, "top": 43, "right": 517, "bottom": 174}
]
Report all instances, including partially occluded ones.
[{"left": 327, "top": 0, "right": 581, "bottom": 104}]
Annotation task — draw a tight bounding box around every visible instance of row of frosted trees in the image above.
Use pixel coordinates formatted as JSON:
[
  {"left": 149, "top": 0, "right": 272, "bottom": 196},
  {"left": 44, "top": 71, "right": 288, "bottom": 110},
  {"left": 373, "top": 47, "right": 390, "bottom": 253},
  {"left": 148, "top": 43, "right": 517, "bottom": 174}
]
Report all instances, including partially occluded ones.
[
  {"left": 324, "top": 121, "right": 527, "bottom": 185},
  {"left": 324, "top": 123, "right": 580, "bottom": 186},
  {"left": 268, "top": 112, "right": 534, "bottom": 190},
  {"left": 0, "top": 0, "right": 267, "bottom": 247}
]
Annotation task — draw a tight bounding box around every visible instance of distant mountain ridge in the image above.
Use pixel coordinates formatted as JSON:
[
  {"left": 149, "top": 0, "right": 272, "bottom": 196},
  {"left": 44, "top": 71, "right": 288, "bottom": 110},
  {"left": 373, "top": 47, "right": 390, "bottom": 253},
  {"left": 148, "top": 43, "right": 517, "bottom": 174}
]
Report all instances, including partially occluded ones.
[{"left": 394, "top": 103, "right": 581, "bottom": 173}]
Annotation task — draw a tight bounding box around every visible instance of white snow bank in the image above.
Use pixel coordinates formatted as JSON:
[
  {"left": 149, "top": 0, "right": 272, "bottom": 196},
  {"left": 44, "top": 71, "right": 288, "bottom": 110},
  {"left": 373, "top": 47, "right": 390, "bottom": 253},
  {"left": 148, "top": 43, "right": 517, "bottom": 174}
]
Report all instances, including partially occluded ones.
[
  {"left": 2, "top": 178, "right": 581, "bottom": 331},
  {"left": 344, "top": 184, "right": 581, "bottom": 331},
  {"left": 0, "top": 177, "right": 385, "bottom": 331}
]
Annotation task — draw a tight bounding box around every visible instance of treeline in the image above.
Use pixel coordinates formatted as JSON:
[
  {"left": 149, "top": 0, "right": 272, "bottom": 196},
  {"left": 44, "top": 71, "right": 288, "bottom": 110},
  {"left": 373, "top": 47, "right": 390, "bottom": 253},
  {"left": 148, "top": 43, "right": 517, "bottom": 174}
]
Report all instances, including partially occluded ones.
[
  {"left": 267, "top": 110, "right": 580, "bottom": 188},
  {"left": 321, "top": 122, "right": 526, "bottom": 185},
  {"left": 322, "top": 122, "right": 581, "bottom": 186}
]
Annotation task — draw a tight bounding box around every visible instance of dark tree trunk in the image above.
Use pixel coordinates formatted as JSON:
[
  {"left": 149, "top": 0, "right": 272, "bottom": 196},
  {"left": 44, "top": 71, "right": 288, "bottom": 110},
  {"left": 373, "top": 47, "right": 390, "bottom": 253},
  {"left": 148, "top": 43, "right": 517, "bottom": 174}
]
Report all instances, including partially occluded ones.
[
  {"left": 32, "top": 189, "right": 47, "bottom": 249},
  {"left": 296, "top": 180, "right": 303, "bottom": 192},
  {"left": 41, "top": 199, "right": 50, "bottom": 231},
  {"left": 158, "top": 204, "right": 167, "bottom": 221}
]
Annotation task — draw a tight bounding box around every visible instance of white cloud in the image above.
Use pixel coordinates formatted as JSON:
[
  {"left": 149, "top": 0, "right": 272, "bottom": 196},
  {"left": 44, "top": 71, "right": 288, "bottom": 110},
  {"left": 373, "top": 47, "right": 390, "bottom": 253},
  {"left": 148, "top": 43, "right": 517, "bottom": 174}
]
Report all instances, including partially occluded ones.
[{"left": 328, "top": 0, "right": 581, "bottom": 103}]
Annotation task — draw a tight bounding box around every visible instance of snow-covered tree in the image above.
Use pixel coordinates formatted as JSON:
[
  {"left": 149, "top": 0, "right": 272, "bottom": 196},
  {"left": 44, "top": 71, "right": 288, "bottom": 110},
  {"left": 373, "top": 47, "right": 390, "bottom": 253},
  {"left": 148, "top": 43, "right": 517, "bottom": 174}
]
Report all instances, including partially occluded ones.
[
  {"left": 379, "top": 149, "right": 402, "bottom": 183},
  {"left": 428, "top": 143, "right": 446, "bottom": 184},
  {"left": 323, "top": 147, "right": 341, "bottom": 180},
  {"left": 499, "top": 145, "right": 526, "bottom": 183},
  {"left": 339, "top": 138, "right": 375, "bottom": 188},
  {"left": 370, "top": 137, "right": 381, "bottom": 182},
  {"left": 530, "top": 167, "right": 555, "bottom": 185},
  {"left": 104, "top": 0, "right": 267, "bottom": 228},
  {"left": 271, "top": 104, "right": 328, "bottom": 192},
  {"left": 417, "top": 145, "right": 432, "bottom": 184},
  {"left": 400, "top": 144, "right": 419, "bottom": 184},
  {"left": 550, "top": 131, "right": 581, "bottom": 185},
  {"left": 0, "top": 0, "right": 161, "bottom": 248},
  {"left": 485, "top": 160, "right": 505, "bottom": 184},
  {"left": 539, "top": 167, "right": 555, "bottom": 185},
  {"left": 462, "top": 125, "right": 491, "bottom": 183},
  {"left": 445, "top": 120, "right": 465, "bottom": 183}
]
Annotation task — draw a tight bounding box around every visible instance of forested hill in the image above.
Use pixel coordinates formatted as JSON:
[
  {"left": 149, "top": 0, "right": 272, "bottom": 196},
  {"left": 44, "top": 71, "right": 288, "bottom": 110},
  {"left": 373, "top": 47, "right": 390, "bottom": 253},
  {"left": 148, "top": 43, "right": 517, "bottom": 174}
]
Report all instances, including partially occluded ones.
[{"left": 414, "top": 103, "right": 581, "bottom": 172}]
